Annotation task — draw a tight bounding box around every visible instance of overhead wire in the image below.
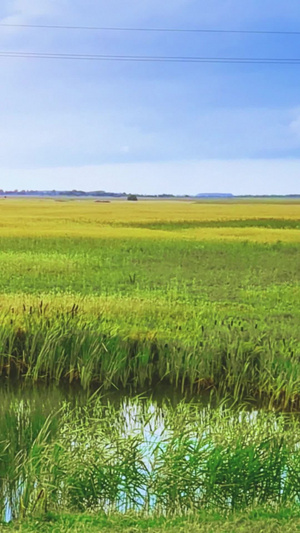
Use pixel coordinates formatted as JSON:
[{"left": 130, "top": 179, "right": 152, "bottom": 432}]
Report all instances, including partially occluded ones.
[
  {"left": 1, "top": 22, "right": 299, "bottom": 65},
  {"left": 0, "top": 22, "right": 300, "bottom": 35},
  {"left": 0, "top": 51, "right": 300, "bottom": 64}
]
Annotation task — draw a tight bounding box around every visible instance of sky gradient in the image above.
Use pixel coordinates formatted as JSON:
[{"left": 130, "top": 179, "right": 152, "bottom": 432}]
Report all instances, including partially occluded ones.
[{"left": 1, "top": 1, "right": 300, "bottom": 194}]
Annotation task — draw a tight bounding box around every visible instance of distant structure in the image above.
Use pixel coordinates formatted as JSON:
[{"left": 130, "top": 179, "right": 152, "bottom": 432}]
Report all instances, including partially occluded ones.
[{"left": 127, "top": 194, "right": 138, "bottom": 201}]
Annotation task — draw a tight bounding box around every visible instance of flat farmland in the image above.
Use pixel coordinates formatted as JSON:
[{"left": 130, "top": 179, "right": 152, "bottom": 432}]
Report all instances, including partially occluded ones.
[
  {"left": 0, "top": 198, "right": 299, "bottom": 404},
  {"left": 0, "top": 197, "right": 299, "bottom": 241}
]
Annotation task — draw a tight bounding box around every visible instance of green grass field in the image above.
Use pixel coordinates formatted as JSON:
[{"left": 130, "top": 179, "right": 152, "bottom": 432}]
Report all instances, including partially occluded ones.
[
  {"left": 0, "top": 199, "right": 299, "bottom": 528},
  {"left": 0, "top": 232, "right": 299, "bottom": 404}
]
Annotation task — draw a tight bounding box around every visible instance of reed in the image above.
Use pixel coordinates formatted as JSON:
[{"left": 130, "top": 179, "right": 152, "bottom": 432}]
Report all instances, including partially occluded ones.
[
  {"left": 1, "top": 398, "right": 300, "bottom": 520},
  {"left": 0, "top": 303, "right": 299, "bottom": 406}
]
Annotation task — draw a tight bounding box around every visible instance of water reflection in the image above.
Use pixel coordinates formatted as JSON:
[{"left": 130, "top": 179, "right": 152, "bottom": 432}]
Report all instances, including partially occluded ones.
[
  {"left": 0, "top": 384, "right": 299, "bottom": 522},
  {"left": 0, "top": 383, "right": 202, "bottom": 522}
]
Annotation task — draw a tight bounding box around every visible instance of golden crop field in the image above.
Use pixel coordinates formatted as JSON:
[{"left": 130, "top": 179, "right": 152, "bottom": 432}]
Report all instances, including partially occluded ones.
[{"left": 0, "top": 198, "right": 299, "bottom": 241}]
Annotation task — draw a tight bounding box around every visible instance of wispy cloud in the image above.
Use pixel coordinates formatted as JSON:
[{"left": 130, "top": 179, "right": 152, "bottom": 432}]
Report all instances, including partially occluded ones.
[
  {"left": 1, "top": 103, "right": 300, "bottom": 167},
  {"left": 1, "top": 0, "right": 58, "bottom": 24},
  {"left": 2, "top": 159, "right": 300, "bottom": 195},
  {"left": 1, "top": 1, "right": 300, "bottom": 193}
]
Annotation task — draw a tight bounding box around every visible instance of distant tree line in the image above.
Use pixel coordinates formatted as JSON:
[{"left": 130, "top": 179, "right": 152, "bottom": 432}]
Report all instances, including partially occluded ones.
[
  {"left": 0, "top": 190, "right": 299, "bottom": 198},
  {"left": 0, "top": 190, "right": 178, "bottom": 198}
]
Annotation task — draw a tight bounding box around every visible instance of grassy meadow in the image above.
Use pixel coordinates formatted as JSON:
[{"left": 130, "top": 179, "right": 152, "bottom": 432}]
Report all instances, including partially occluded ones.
[
  {"left": 0, "top": 197, "right": 300, "bottom": 528},
  {"left": 0, "top": 198, "right": 299, "bottom": 404}
]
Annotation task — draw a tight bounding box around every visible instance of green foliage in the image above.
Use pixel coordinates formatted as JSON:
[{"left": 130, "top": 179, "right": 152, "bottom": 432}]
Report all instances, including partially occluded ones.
[
  {"left": 2, "top": 398, "right": 300, "bottom": 521},
  {"left": 127, "top": 194, "right": 138, "bottom": 201},
  {"left": 0, "top": 303, "right": 299, "bottom": 405},
  {"left": 3, "top": 510, "right": 300, "bottom": 532}
]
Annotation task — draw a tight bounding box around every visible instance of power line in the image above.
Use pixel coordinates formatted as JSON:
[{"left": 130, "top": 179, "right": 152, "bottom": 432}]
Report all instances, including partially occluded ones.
[
  {"left": 1, "top": 51, "right": 300, "bottom": 64},
  {"left": 0, "top": 22, "right": 300, "bottom": 36}
]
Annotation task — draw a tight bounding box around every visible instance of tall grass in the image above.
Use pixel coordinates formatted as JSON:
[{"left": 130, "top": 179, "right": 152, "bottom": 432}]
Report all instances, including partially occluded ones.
[
  {"left": 1, "top": 398, "right": 300, "bottom": 520},
  {"left": 0, "top": 302, "right": 299, "bottom": 406},
  {"left": 0, "top": 221, "right": 298, "bottom": 403}
]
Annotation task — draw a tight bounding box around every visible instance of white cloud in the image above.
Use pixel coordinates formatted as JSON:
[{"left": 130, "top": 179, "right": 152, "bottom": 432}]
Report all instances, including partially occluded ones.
[
  {"left": 1, "top": 0, "right": 59, "bottom": 24},
  {"left": 2, "top": 159, "right": 300, "bottom": 195},
  {"left": 192, "top": 107, "right": 300, "bottom": 156},
  {"left": 1, "top": 103, "right": 300, "bottom": 166},
  {"left": 0, "top": 0, "right": 63, "bottom": 44}
]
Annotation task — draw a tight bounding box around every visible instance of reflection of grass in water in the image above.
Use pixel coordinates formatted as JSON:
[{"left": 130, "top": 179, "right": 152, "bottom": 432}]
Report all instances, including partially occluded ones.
[{"left": 1, "top": 397, "right": 300, "bottom": 521}]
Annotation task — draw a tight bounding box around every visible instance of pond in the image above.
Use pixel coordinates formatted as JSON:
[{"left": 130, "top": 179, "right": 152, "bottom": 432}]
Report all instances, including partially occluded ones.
[{"left": 1, "top": 384, "right": 300, "bottom": 522}]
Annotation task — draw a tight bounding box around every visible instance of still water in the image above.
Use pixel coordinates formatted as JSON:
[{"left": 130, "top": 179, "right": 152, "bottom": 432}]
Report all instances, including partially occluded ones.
[
  {"left": 0, "top": 383, "right": 207, "bottom": 522},
  {"left": 0, "top": 384, "right": 296, "bottom": 522}
]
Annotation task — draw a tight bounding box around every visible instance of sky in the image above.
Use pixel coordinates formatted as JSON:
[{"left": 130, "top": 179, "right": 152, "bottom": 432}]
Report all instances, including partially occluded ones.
[{"left": 1, "top": 1, "right": 300, "bottom": 195}]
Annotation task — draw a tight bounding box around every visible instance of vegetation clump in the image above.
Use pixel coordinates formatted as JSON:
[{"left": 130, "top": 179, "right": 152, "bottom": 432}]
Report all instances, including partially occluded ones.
[
  {"left": 127, "top": 194, "right": 138, "bottom": 201},
  {"left": 1, "top": 397, "right": 300, "bottom": 521}
]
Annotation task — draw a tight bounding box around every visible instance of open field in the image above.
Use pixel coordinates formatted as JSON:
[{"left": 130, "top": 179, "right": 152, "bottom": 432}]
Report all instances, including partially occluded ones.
[
  {"left": 0, "top": 199, "right": 299, "bottom": 403},
  {"left": 0, "top": 198, "right": 299, "bottom": 525},
  {"left": 0, "top": 198, "right": 299, "bottom": 240}
]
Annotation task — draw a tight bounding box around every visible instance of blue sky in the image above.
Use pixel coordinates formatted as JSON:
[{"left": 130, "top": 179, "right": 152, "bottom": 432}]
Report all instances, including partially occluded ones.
[{"left": 1, "top": 1, "right": 300, "bottom": 194}]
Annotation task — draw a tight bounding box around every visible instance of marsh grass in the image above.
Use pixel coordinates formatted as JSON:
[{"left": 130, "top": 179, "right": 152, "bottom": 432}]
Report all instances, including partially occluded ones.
[
  {"left": 0, "top": 302, "right": 299, "bottom": 406},
  {"left": 1, "top": 397, "right": 300, "bottom": 520}
]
